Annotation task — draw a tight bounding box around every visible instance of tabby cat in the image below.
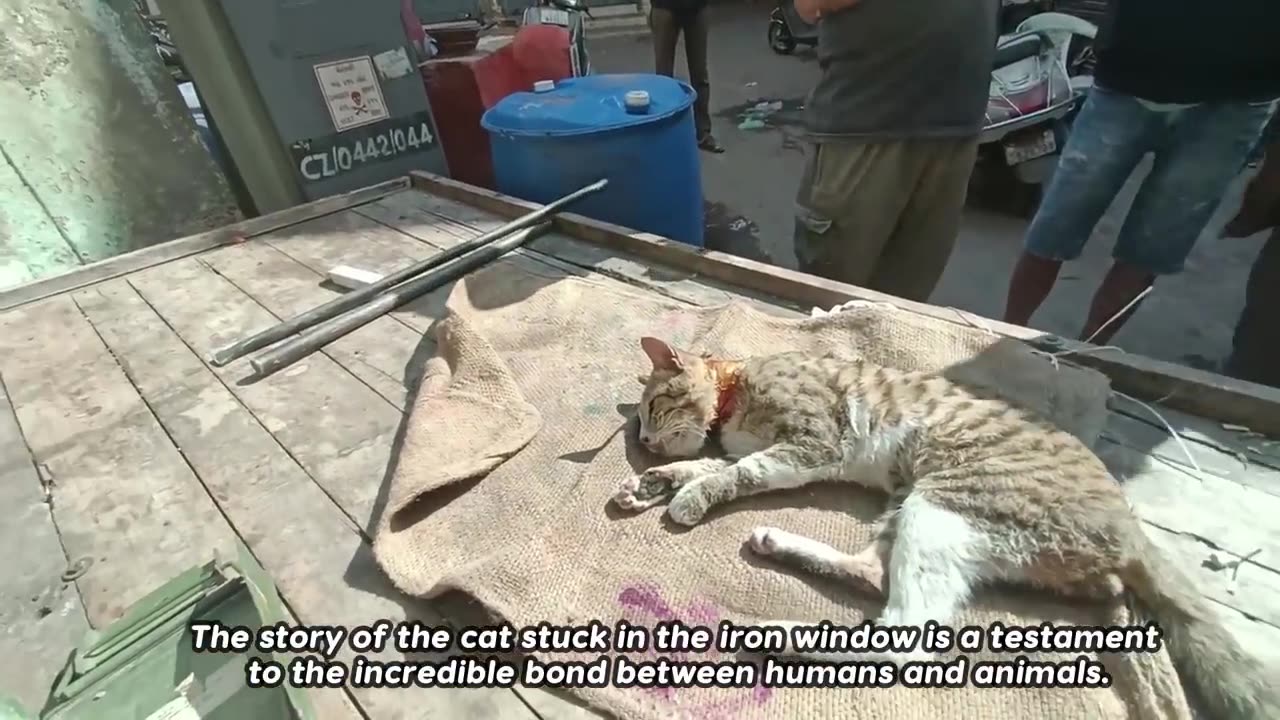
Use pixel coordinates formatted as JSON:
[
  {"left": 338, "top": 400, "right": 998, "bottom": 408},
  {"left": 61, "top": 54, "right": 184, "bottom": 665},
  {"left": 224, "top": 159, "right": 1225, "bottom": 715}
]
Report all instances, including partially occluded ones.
[{"left": 614, "top": 336, "right": 1276, "bottom": 720}]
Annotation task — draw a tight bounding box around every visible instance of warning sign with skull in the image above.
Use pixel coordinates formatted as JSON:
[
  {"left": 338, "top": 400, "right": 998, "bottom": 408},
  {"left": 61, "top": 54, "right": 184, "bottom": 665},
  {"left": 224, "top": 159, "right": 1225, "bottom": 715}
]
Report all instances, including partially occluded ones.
[{"left": 313, "top": 56, "right": 391, "bottom": 132}]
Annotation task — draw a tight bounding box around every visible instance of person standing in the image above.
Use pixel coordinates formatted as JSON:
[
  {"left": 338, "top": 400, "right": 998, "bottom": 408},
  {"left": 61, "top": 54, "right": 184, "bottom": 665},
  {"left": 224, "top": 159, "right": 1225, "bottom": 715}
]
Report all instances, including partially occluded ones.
[
  {"left": 790, "top": 0, "right": 999, "bottom": 303},
  {"left": 1222, "top": 117, "right": 1280, "bottom": 388},
  {"left": 1002, "top": 0, "right": 1280, "bottom": 344},
  {"left": 649, "top": 0, "right": 723, "bottom": 153}
]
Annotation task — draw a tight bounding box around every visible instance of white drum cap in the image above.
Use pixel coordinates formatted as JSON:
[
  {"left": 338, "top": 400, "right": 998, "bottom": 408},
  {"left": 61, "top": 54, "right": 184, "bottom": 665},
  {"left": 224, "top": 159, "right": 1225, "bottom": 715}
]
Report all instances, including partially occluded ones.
[{"left": 624, "top": 90, "right": 650, "bottom": 111}]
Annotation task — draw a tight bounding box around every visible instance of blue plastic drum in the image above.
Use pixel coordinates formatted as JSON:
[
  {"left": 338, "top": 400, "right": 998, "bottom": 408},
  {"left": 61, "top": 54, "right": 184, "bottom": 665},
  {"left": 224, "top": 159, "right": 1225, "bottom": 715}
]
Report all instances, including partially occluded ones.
[{"left": 481, "top": 73, "right": 704, "bottom": 247}]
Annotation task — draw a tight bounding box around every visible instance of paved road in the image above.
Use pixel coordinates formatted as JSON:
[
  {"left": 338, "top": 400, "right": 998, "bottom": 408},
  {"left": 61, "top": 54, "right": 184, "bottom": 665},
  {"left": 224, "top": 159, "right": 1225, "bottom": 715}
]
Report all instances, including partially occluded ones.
[{"left": 590, "top": 3, "right": 1272, "bottom": 372}]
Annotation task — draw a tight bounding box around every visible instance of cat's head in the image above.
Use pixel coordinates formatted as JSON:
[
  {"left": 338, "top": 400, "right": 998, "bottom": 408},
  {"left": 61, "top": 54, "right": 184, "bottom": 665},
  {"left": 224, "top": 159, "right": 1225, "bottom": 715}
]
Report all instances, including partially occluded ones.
[{"left": 635, "top": 336, "right": 718, "bottom": 458}]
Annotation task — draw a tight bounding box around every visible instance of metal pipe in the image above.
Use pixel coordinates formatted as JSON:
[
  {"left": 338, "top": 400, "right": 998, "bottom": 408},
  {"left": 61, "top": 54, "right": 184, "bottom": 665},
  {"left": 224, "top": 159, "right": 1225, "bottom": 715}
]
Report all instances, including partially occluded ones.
[
  {"left": 247, "top": 221, "right": 552, "bottom": 378},
  {"left": 209, "top": 178, "right": 608, "bottom": 366}
]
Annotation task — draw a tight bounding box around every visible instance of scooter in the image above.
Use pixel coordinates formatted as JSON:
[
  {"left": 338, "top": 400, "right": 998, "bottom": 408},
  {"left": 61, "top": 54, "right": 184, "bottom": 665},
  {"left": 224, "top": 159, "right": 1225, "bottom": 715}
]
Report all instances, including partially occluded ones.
[
  {"left": 1000, "top": 0, "right": 1054, "bottom": 34},
  {"left": 972, "top": 12, "right": 1097, "bottom": 216},
  {"left": 768, "top": 0, "right": 1062, "bottom": 56},
  {"left": 768, "top": 0, "right": 817, "bottom": 55},
  {"left": 768, "top": 0, "right": 1050, "bottom": 55},
  {"left": 521, "top": 0, "right": 593, "bottom": 76}
]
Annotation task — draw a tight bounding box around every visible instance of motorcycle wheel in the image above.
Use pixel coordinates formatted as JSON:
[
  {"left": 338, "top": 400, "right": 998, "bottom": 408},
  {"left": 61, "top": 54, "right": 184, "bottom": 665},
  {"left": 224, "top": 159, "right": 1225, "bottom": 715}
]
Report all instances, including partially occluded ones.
[{"left": 768, "top": 22, "right": 796, "bottom": 55}]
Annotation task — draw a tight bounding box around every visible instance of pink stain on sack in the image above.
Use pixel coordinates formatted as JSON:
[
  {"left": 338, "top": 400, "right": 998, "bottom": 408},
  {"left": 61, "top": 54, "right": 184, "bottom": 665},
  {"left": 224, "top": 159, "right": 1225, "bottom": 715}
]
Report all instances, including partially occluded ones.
[{"left": 617, "top": 583, "right": 774, "bottom": 719}]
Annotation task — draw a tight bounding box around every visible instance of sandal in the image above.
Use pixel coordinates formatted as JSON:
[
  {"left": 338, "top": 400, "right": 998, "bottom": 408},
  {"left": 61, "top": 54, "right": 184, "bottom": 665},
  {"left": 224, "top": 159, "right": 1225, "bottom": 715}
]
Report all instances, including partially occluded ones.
[{"left": 698, "top": 135, "right": 725, "bottom": 154}]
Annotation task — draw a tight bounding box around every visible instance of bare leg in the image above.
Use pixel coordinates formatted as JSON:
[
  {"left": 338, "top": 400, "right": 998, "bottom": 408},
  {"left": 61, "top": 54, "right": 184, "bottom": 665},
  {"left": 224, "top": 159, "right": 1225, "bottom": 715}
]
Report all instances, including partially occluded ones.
[
  {"left": 748, "top": 526, "right": 888, "bottom": 596},
  {"left": 1079, "top": 260, "right": 1154, "bottom": 344},
  {"left": 1005, "top": 87, "right": 1155, "bottom": 329},
  {"left": 1003, "top": 252, "right": 1063, "bottom": 327},
  {"left": 666, "top": 442, "right": 841, "bottom": 525},
  {"left": 614, "top": 458, "right": 730, "bottom": 511}
]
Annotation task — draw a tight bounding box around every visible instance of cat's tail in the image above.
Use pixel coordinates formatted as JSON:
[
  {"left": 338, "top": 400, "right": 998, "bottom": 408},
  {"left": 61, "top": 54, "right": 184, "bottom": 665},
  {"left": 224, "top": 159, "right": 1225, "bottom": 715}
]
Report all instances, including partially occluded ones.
[{"left": 1123, "top": 531, "right": 1279, "bottom": 719}]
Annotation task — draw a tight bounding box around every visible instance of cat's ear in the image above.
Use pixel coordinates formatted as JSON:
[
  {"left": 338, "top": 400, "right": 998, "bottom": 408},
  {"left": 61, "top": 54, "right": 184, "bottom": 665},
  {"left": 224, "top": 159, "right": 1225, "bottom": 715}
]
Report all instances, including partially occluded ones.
[
  {"left": 640, "top": 336, "right": 683, "bottom": 372},
  {"left": 636, "top": 373, "right": 650, "bottom": 386}
]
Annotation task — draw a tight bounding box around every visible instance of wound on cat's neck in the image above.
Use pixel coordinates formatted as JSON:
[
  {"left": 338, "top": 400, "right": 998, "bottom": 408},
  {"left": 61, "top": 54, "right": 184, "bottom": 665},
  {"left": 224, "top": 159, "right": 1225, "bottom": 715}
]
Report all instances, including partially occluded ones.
[{"left": 706, "top": 359, "right": 742, "bottom": 431}]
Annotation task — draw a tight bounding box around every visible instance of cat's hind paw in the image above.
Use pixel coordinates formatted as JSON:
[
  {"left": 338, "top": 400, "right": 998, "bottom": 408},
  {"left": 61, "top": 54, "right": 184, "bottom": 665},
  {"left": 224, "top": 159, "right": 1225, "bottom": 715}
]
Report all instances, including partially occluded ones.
[{"left": 748, "top": 526, "right": 786, "bottom": 555}]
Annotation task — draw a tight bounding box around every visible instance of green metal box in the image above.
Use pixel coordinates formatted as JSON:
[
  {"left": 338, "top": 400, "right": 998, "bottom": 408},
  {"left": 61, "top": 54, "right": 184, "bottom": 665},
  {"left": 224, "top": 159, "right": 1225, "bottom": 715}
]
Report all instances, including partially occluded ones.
[{"left": 33, "top": 546, "right": 315, "bottom": 720}]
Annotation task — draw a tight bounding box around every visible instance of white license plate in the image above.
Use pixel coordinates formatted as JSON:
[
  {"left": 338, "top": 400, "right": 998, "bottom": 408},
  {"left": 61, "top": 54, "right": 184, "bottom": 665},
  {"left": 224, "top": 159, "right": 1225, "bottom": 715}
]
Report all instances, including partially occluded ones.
[
  {"left": 538, "top": 7, "right": 570, "bottom": 25},
  {"left": 1003, "top": 128, "right": 1056, "bottom": 165}
]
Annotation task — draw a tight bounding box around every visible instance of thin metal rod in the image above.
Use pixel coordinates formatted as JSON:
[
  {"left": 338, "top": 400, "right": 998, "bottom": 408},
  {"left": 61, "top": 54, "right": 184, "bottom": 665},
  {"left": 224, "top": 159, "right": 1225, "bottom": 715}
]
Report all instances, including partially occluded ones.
[
  {"left": 248, "top": 222, "right": 552, "bottom": 378},
  {"left": 209, "top": 178, "right": 608, "bottom": 366}
]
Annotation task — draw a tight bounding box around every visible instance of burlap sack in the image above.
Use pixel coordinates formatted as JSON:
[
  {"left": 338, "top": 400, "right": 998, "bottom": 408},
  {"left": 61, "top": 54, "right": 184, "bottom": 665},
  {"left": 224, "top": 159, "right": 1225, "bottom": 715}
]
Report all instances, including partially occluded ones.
[{"left": 374, "top": 261, "right": 1190, "bottom": 720}]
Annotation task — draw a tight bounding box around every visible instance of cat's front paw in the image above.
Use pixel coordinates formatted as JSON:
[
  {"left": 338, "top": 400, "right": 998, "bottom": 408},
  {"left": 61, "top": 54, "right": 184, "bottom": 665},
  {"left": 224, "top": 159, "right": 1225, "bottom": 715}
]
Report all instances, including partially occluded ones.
[
  {"left": 666, "top": 483, "right": 711, "bottom": 526},
  {"left": 613, "top": 465, "right": 683, "bottom": 511}
]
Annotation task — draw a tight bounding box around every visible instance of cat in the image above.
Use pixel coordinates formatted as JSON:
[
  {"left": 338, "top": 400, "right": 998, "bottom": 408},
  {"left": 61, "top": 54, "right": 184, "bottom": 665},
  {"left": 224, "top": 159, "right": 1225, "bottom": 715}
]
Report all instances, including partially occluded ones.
[{"left": 613, "top": 336, "right": 1277, "bottom": 720}]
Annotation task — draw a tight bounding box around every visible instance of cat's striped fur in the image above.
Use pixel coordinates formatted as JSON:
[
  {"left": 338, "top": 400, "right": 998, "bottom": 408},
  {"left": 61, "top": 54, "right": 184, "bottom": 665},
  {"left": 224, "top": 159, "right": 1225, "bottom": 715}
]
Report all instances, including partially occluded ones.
[{"left": 615, "top": 336, "right": 1277, "bottom": 720}]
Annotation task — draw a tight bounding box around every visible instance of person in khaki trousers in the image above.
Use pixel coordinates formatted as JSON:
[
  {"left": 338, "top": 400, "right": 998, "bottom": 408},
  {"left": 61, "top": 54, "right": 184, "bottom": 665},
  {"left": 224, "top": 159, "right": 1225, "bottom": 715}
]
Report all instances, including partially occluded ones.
[
  {"left": 649, "top": 0, "right": 724, "bottom": 153},
  {"left": 791, "top": 0, "right": 998, "bottom": 303}
]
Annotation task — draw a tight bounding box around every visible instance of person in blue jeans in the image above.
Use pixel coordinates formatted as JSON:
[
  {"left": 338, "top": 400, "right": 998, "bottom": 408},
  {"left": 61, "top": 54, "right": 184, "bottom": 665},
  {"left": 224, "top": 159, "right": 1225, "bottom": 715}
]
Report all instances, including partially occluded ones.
[{"left": 1002, "top": 0, "right": 1280, "bottom": 344}]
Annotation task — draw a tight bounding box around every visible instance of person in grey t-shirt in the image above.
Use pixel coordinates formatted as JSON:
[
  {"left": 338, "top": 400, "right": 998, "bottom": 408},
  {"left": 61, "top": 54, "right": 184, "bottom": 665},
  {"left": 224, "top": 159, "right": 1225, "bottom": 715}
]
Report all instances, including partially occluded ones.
[{"left": 792, "top": 0, "right": 999, "bottom": 303}]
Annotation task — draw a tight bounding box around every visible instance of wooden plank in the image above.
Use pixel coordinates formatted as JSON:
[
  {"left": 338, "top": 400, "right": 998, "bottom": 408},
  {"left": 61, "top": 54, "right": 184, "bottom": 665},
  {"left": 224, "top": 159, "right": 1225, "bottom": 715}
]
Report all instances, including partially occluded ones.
[
  {"left": 360, "top": 192, "right": 798, "bottom": 315},
  {"left": 0, "top": 376, "right": 90, "bottom": 711},
  {"left": 1103, "top": 407, "right": 1280, "bottom": 498},
  {"left": 250, "top": 208, "right": 455, "bottom": 337},
  {"left": 128, "top": 258, "right": 401, "bottom": 535},
  {"left": 350, "top": 196, "right": 582, "bottom": 300},
  {"left": 1, "top": 298, "right": 357, "bottom": 717},
  {"left": 271, "top": 203, "right": 589, "bottom": 331},
  {"left": 277, "top": 203, "right": 623, "bottom": 336},
  {"left": 1144, "top": 523, "right": 1280, "bottom": 636},
  {"left": 277, "top": 607, "right": 368, "bottom": 720},
  {"left": 200, "top": 237, "right": 420, "bottom": 410},
  {"left": 0, "top": 177, "right": 411, "bottom": 314},
  {"left": 1127, "top": 458, "right": 1280, "bottom": 658},
  {"left": 0, "top": 296, "right": 238, "bottom": 626},
  {"left": 1109, "top": 393, "right": 1280, "bottom": 474},
  {"left": 74, "top": 278, "right": 535, "bottom": 720},
  {"left": 409, "top": 172, "right": 1280, "bottom": 437},
  {"left": 266, "top": 206, "right": 449, "bottom": 264},
  {"left": 1184, "top": 589, "right": 1280, "bottom": 668},
  {"left": 1098, "top": 437, "right": 1280, "bottom": 576}
]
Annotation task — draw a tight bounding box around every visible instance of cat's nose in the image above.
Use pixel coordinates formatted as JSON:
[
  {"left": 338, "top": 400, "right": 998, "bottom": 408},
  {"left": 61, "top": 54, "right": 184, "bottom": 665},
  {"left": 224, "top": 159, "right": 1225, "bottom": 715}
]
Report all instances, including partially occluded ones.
[{"left": 639, "top": 432, "right": 654, "bottom": 446}]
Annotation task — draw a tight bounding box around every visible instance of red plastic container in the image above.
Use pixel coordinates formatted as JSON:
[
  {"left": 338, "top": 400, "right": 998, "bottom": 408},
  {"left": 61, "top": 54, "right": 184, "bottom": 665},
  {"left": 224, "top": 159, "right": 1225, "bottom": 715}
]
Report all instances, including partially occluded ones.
[{"left": 420, "top": 26, "right": 574, "bottom": 189}]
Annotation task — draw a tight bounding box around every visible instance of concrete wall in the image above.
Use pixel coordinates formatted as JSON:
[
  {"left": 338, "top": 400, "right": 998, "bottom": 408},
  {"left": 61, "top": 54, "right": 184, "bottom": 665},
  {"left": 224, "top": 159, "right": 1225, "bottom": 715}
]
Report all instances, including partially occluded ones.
[{"left": 0, "top": 0, "right": 239, "bottom": 290}]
